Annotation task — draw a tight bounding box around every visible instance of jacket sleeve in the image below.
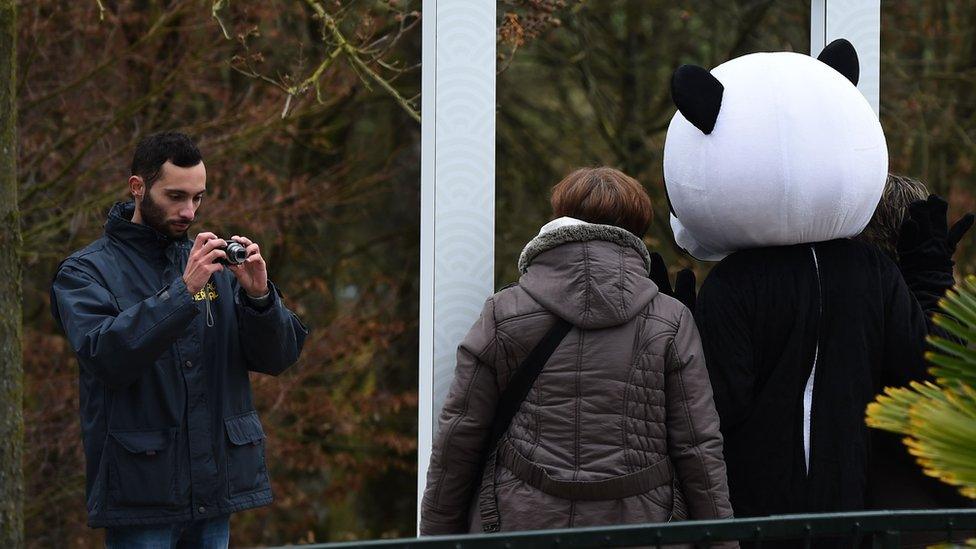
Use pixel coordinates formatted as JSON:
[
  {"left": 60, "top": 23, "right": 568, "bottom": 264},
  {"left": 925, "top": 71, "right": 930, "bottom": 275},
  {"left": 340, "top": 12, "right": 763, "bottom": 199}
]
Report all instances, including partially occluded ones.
[
  {"left": 665, "top": 306, "right": 734, "bottom": 521},
  {"left": 50, "top": 262, "right": 199, "bottom": 390},
  {"left": 235, "top": 281, "right": 308, "bottom": 376},
  {"left": 899, "top": 263, "right": 954, "bottom": 322},
  {"left": 420, "top": 297, "right": 498, "bottom": 535},
  {"left": 880, "top": 261, "right": 929, "bottom": 388},
  {"left": 696, "top": 273, "right": 756, "bottom": 430},
  {"left": 897, "top": 248, "right": 956, "bottom": 340},
  {"left": 866, "top": 255, "right": 955, "bottom": 510},
  {"left": 895, "top": 195, "right": 962, "bottom": 340}
]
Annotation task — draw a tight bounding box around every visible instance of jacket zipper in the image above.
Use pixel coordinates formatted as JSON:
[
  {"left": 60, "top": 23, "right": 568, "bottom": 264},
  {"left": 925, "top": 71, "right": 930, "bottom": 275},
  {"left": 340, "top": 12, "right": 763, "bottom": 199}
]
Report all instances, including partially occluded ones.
[{"left": 803, "top": 246, "right": 823, "bottom": 476}]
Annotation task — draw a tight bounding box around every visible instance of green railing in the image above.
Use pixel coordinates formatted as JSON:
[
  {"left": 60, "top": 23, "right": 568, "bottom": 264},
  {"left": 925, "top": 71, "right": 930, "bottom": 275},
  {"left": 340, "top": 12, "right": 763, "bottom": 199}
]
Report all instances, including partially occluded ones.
[{"left": 288, "top": 509, "right": 976, "bottom": 548}]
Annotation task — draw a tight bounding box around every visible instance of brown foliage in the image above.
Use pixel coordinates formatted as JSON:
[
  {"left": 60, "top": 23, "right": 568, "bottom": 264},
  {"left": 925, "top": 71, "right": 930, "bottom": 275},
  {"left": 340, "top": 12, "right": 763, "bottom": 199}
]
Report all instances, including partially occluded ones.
[
  {"left": 498, "top": 0, "right": 577, "bottom": 71},
  {"left": 881, "top": 1, "right": 976, "bottom": 270},
  {"left": 20, "top": 0, "right": 422, "bottom": 546}
]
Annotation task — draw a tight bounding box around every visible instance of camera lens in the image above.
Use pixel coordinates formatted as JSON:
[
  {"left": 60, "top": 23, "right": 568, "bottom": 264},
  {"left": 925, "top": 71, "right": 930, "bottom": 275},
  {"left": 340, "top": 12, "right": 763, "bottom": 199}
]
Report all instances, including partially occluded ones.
[
  {"left": 216, "top": 240, "right": 248, "bottom": 266},
  {"left": 225, "top": 242, "right": 247, "bottom": 265}
]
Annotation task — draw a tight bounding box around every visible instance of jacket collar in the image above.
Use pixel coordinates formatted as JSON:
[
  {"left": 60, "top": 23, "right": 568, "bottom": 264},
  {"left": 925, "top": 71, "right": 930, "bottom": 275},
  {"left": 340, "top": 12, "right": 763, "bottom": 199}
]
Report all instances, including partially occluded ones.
[
  {"left": 518, "top": 217, "right": 652, "bottom": 274},
  {"left": 104, "top": 201, "right": 190, "bottom": 258}
]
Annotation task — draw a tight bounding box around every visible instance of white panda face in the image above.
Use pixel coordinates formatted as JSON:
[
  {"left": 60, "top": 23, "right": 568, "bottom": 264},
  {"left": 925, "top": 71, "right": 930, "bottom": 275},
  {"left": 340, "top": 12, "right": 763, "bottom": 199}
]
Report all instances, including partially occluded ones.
[{"left": 663, "top": 46, "right": 888, "bottom": 261}]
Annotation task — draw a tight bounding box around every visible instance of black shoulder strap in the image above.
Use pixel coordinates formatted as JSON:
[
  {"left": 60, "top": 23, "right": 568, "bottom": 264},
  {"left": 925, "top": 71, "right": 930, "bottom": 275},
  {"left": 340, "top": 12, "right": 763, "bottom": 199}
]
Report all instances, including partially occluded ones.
[
  {"left": 488, "top": 317, "right": 573, "bottom": 449},
  {"left": 479, "top": 316, "right": 573, "bottom": 532}
]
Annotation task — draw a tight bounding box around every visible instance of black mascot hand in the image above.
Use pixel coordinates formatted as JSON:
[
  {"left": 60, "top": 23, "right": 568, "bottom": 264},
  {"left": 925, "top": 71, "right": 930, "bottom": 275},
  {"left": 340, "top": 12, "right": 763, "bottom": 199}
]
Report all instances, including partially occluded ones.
[
  {"left": 896, "top": 195, "right": 974, "bottom": 340},
  {"left": 897, "top": 194, "right": 974, "bottom": 272},
  {"left": 649, "top": 252, "right": 697, "bottom": 312},
  {"left": 949, "top": 212, "right": 976, "bottom": 253}
]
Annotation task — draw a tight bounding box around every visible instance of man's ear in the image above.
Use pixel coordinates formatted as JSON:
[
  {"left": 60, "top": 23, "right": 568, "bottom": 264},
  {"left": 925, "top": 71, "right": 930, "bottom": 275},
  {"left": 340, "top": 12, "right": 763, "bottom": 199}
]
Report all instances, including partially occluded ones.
[{"left": 128, "top": 175, "right": 145, "bottom": 200}]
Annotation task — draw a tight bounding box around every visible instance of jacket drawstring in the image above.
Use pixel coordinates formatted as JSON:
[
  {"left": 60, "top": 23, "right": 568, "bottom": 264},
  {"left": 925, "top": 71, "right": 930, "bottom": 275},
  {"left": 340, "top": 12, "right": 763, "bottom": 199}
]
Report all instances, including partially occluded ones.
[
  {"left": 169, "top": 240, "right": 214, "bottom": 327},
  {"left": 205, "top": 291, "right": 215, "bottom": 328}
]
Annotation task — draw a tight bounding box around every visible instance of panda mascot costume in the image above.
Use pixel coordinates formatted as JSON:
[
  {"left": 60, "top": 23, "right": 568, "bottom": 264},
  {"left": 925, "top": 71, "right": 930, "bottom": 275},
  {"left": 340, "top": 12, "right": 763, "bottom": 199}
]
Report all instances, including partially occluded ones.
[{"left": 662, "top": 39, "right": 933, "bottom": 517}]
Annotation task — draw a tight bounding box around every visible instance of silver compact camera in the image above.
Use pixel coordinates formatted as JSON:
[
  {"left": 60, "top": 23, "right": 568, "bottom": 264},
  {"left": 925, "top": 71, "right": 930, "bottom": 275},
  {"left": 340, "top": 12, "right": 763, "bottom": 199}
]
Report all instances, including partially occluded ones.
[{"left": 217, "top": 240, "right": 248, "bottom": 266}]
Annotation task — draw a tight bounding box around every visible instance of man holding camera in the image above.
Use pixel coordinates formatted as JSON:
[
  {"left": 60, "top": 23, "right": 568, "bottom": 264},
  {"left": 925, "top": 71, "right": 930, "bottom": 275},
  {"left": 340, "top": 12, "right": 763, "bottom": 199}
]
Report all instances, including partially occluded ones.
[{"left": 50, "top": 132, "right": 308, "bottom": 548}]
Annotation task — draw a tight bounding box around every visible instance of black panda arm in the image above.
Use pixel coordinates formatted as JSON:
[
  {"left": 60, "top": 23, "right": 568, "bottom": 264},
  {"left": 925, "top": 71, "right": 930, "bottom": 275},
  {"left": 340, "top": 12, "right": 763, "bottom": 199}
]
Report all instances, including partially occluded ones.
[
  {"left": 880, "top": 258, "right": 930, "bottom": 388},
  {"left": 696, "top": 268, "right": 755, "bottom": 429},
  {"left": 897, "top": 195, "right": 974, "bottom": 339}
]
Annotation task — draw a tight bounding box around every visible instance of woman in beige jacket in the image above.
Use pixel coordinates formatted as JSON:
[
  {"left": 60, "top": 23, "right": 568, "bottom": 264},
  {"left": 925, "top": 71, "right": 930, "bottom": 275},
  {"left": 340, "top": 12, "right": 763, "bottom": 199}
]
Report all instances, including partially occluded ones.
[{"left": 420, "top": 167, "right": 733, "bottom": 535}]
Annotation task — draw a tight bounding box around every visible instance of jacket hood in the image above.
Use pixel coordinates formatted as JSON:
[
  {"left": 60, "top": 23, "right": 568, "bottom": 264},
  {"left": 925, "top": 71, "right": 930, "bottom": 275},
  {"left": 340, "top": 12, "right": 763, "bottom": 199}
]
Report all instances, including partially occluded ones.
[{"left": 518, "top": 218, "right": 658, "bottom": 329}]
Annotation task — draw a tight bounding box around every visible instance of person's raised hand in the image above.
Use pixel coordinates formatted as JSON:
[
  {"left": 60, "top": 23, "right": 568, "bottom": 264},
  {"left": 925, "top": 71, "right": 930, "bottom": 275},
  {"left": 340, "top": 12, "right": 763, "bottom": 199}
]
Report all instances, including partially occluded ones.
[
  {"left": 898, "top": 195, "right": 974, "bottom": 270},
  {"left": 226, "top": 235, "right": 268, "bottom": 298},
  {"left": 183, "top": 232, "right": 226, "bottom": 295}
]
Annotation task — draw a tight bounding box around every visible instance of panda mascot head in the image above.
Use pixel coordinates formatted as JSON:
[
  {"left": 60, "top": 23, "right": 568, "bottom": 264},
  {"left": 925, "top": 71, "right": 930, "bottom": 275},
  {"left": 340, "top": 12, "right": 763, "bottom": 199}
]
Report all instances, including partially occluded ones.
[{"left": 663, "top": 39, "right": 888, "bottom": 261}]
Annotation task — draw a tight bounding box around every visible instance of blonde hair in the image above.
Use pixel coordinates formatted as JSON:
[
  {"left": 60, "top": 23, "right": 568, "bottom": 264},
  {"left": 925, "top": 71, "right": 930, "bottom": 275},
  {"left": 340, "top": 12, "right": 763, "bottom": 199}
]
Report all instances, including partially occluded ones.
[{"left": 856, "top": 173, "right": 929, "bottom": 259}]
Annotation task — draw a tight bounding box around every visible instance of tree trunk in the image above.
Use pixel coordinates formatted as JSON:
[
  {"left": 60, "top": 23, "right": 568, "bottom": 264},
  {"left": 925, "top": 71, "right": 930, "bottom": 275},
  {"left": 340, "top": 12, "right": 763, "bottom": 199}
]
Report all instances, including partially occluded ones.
[{"left": 0, "top": 0, "right": 22, "bottom": 546}]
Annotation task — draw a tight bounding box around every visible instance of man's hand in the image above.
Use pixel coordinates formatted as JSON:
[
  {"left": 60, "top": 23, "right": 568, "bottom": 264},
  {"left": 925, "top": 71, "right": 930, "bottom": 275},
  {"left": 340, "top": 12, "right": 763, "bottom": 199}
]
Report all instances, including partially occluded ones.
[
  {"left": 183, "top": 232, "right": 226, "bottom": 295},
  {"left": 227, "top": 235, "right": 269, "bottom": 298},
  {"left": 649, "top": 252, "right": 698, "bottom": 312}
]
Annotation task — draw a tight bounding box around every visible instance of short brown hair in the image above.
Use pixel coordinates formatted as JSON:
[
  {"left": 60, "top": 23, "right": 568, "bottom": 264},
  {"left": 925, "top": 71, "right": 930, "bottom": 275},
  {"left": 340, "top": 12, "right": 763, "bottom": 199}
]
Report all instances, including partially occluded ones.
[
  {"left": 856, "top": 173, "right": 929, "bottom": 259},
  {"left": 550, "top": 167, "right": 653, "bottom": 237}
]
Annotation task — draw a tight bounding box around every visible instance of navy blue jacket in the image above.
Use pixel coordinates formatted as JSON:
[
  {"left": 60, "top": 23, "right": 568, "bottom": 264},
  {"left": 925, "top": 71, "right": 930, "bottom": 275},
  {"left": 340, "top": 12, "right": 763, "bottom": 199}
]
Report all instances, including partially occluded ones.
[{"left": 50, "top": 202, "right": 307, "bottom": 527}]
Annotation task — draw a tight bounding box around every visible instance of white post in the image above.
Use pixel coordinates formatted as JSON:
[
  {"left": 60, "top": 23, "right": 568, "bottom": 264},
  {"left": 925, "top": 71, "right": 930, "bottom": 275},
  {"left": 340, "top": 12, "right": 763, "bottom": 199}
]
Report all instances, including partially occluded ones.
[
  {"left": 418, "top": 0, "right": 496, "bottom": 532},
  {"left": 811, "top": 0, "right": 882, "bottom": 114}
]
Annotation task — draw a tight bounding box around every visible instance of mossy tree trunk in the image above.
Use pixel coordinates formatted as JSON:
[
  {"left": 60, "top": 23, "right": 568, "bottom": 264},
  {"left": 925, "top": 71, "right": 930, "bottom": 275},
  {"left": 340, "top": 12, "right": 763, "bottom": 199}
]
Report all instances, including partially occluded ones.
[{"left": 0, "top": 0, "right": 22, "bottom": 546}]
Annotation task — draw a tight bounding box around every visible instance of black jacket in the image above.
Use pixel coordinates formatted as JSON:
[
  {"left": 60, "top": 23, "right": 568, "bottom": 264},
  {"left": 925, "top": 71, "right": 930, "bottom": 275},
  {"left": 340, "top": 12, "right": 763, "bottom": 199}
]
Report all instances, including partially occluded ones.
[
  {"left": 50, "top": 202, "right": 307, "bottom": 527},
  {"left": 696, "top": 239, "right": 928, "bottom": 516}
]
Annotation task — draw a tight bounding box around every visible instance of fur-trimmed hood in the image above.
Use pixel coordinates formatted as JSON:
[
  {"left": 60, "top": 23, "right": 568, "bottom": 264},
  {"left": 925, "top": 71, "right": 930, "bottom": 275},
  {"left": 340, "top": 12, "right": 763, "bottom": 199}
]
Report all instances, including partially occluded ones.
[{"left": 517, "top": 218, "right": 658, "bottom": 329}]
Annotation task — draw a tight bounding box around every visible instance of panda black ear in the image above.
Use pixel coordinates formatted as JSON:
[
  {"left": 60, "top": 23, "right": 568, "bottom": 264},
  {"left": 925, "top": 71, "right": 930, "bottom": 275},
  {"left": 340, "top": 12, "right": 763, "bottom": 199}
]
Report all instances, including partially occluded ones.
[
  {"left": 817, "top": 38, "right": 859, "bottom": 86},
  {"left": 671, "top": 65, "right": 724, "bottom": 135}
]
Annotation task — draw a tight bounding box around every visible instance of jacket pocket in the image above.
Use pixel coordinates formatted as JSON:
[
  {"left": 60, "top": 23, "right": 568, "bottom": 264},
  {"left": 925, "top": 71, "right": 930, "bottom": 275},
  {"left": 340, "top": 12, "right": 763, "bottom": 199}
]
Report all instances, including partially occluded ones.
[
  {"left": 225, "top": 411, "right": 269, "bottom": 497},
  {"left": 108, "top": 428, "right": 179, "bottom": 508}
]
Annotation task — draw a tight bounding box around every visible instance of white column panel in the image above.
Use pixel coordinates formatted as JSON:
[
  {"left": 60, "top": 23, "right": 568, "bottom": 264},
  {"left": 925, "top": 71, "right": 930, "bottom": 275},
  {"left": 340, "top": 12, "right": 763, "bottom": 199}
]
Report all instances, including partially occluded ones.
[
  {"left": 811, "top": 0, "right": 881, "bottom": 115},
  {"left": 418, "top": 0, "right": 496, "bottom": 532}
]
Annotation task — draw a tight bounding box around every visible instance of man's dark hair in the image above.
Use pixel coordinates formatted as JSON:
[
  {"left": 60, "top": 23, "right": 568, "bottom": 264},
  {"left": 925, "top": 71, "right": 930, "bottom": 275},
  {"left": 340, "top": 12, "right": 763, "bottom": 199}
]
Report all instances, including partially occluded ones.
[{"left": 131, "top": 132, "right": 203, "bottom": 187}]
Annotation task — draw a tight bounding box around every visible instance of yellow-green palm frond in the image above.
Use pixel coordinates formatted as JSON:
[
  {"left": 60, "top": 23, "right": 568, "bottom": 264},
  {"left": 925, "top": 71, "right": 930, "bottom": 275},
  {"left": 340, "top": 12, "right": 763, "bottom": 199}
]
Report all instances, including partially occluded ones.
[
  {"left": 902, "top": 393, "right": 976, "bottom": 491},
  {"left": 865, "top": 385, "right": 924, "bottom": 434}
]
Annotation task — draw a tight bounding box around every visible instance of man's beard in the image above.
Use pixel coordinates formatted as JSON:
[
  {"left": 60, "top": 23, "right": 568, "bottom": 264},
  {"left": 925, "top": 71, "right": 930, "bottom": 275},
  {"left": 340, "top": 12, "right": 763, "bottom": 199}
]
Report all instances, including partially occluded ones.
[{"left": 139, "top": 192, "right": 192, "bottom": 239}]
